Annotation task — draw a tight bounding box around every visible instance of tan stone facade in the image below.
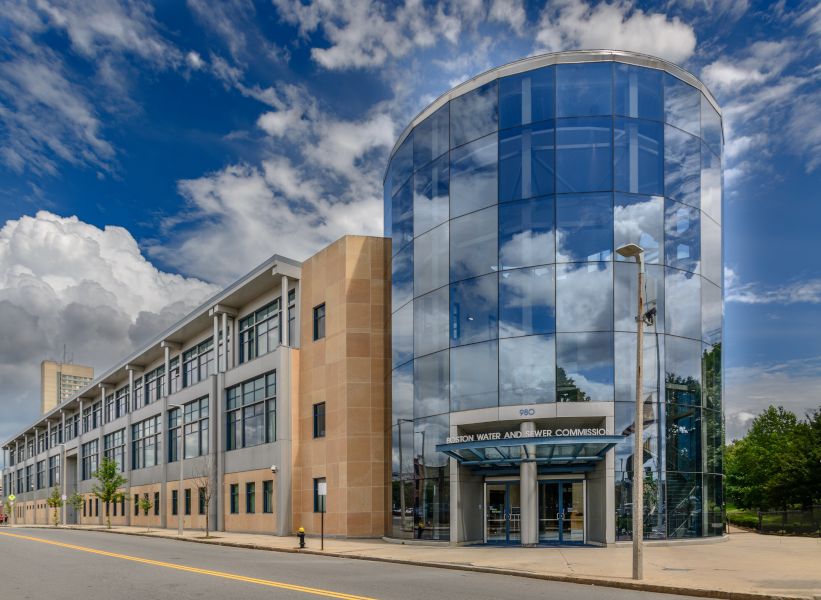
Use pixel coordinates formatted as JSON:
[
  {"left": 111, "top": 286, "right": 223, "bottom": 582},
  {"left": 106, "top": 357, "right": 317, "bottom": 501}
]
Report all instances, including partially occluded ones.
[
  {"left": 41, "top": 360, "right": 93, "bottom": 415},
  {"left": 293, "top": 236, "right": 391, "bottom": 537}
]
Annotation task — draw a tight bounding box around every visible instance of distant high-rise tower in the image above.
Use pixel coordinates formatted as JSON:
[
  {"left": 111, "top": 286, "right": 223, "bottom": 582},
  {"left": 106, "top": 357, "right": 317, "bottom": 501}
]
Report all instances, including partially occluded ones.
[{"left": 40, "top": 360, "right": 93, "bottom": 414}]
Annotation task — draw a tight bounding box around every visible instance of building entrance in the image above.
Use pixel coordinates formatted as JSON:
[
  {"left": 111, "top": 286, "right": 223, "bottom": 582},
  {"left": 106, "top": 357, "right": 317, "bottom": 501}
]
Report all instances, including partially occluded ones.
[
  {"left": 538, "top": 480, "right": 585, "bottom": 544},
  {"left": 485, "top": 482, "right": 520, "bottom": 544}
]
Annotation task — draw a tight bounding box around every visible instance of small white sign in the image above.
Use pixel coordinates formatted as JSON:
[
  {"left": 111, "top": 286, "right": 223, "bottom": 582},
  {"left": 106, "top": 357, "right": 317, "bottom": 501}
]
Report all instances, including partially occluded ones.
[
  {"left": 61, "top": 495, "right": 67, "bottom": 501},
  {"left": 317, "top": 482, "right": 327, "bottom": 496}
]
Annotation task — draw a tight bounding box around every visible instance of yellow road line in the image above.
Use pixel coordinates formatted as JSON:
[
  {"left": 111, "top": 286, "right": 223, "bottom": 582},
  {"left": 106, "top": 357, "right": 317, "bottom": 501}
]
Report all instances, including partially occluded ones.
[{"left": 0, "top": 531, "right": 376, "bottom": 600}]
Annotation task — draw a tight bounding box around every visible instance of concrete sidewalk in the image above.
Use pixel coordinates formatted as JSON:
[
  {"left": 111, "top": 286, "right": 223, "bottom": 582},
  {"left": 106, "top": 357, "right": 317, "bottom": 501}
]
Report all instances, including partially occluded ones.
[{"left": 9, "top": 524, "right": 820, "bottom": 600}]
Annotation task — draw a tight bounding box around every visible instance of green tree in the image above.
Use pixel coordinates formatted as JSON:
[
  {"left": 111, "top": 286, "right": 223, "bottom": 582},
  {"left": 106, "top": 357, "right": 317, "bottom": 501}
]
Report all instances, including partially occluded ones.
[
  {"left": 137, "top": 494, "right": 153, "bottom": 532},
  {"left": 67, "top": 491, "right": 84, "bottom": 521},
  {"left": 92, "top": 457, "right": 128, "bottom": 528},
  {"left": 726, "top": 406, "right": 813, "bottom": 510},
  {"left": 46, "top": 487, "right": 64, "bottom": 526}
]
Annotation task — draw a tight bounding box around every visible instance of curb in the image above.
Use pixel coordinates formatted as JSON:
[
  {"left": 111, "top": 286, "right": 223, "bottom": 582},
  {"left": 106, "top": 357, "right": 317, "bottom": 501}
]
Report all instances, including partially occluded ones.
[{"left": 42, "top": 526, "right": 810, "bottom": 600}]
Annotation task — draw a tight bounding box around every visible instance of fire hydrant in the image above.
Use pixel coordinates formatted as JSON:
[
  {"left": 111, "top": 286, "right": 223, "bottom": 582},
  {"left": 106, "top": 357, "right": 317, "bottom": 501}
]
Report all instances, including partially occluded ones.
[{"left": 297, "top": 526, "right": 306, "bottom": 548}]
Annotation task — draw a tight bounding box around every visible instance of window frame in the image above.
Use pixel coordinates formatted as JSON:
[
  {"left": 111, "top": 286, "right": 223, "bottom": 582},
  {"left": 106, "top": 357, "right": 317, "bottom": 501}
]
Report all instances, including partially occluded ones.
[
  {"left": 313, "top": 304, "right": 326, "bottom": 341},
  {"left": 313, "top": 402, "right": 326, "bottom": 438}
]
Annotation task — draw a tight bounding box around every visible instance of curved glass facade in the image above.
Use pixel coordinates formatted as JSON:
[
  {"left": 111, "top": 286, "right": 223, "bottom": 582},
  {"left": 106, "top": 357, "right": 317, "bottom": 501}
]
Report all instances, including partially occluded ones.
[{"left": 386, "top": 53, "right": 723, "bottom": 542}]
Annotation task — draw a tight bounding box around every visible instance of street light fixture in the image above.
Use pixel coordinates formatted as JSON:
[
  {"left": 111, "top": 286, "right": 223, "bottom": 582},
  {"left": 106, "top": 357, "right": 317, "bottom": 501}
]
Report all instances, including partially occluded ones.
[
  {"left": 169, "top": 403, "right": 185, "bottom": 536},
  {"left": 616, "top": 242, "right": 645, "bottom": 581}
]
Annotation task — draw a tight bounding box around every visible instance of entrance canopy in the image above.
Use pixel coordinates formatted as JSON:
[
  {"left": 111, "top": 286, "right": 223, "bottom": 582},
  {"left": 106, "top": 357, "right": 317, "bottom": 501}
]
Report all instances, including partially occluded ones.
[{"left": 436, "top": 435, "right": 624, "bottom": 473}]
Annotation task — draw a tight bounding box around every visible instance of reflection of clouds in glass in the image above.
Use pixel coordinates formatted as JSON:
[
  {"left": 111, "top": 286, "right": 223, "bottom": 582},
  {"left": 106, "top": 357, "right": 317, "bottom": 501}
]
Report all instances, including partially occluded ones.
[
  {"left": 665, "top": 268, "right": 701, "bottom": 340},
  {"left": 499, "top": 266, "right": 554, "bottom": 338},
  {"left": 500, "top": 334, "right": 556, "bottom": 405},
  {"left": 500, "top": 230, "right": 555, "bottom": 270},
  {"left": 414, "top": 224, "right": 448, "bottom": 297},
  {"left": 413, "top": 154, "right": 449, "bottom": 235},
  {"left": 450, "top": 134, "right": 497, "bottom": 217},
  {"left": 414, "top": 287, "right": 448, "bottom": 357},
  {"left": 450, "top": 206, "right": 497, "bottom": 281},
  {"left": 414, "top": 414, "right": 449, "bottom": 468},
  {"left": 664, "top": 75, "right": 700, "bottom": 136},
  {"left": 392, "top": 243, "right": 413, "bottom": 311},
  {"left": 701, "top": 280, "right": 722, "bottom": 345},
  {"left": 614, "top": 195, "right": 662, "bottom": 264},
  {"left": 614, "top": 119, "right": 663, "bottom": 195},
  {"left": 450, "top": 340, "right": 498, "bottom": 412},
  {"left": 664, "top": 199, "right": 700, "bottom": 273},
  {"left": 700, "top": 95, "right": 722, "bottom": 157},
  {"left": 392, "top": 302, "right": 413, "bottom": 368},
  {"left": 615, "top": 262, "right": 665, "bottom": 333},
  {"left": 392, "top": 363, "right": 413, "bottom": 422},
  {"left": 701, "top": 146, "right": 721, "bottom": 224},
  {"left": 701, "top": 215, "right": 721, "bottom": 286},
  {"left": 556, "top": 193, "right": 613, "bottom": 262},
  {"left": 450, "top": 82, "right": 498, "bottom": 148},
  {"left": 414, "top": 350, "right": 448, "bottom": 419},
  {"left": 664, "top": 125, "right": 700, "bottom": 207},
  {"left": 413, "top": 104, "right": 449, "bottom": 170},
  {"left": 556, "top": 262, "right": 613, "bottom": 332},
  {"left": 450, "top": 273, "right": 498, "bottom": 345},
  {"left": 556, "top": 332, "right": 614, "bottom": 402},
  {"left": 614, "top": 332, "right": 665, "bottom": 404},
  {"left": 665, "top": 335, "right": 701, "bottom": 384}
]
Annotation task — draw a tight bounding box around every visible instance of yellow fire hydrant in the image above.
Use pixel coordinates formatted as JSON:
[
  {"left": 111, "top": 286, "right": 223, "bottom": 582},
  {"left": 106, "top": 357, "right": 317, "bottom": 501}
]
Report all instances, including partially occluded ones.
[{"left": 297, "top": 526, "right": 305, "bottom": 548}]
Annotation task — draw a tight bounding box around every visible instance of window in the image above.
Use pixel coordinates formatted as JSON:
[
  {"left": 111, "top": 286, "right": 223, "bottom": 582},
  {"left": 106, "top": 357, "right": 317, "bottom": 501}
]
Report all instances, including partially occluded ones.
[
  {"left": 103, "top": 429, "right": 126, "bottom": 472},
  {"left": 499, "top": 122, "right": 555, "bottom": 202},
  {"left": 287, "top": 290, "right": 296, "bottom": 345},
  {"left": 313, "top": 478, "right": 326, "bottom": 513},
  {"left": 413, "top": 153, "right": 449, "bottom": 236},
  {"left": 230, "top": 484, "right": 239, "bottom": 514},
  {"left": 313, "top": 403, "right": 326, "bottom": 438},
  {"left": 115, "top": 385, "right": 129, "bottom": 419},
  {"left": 95, "top": 498, "right": 99, "bottom": 517},
  {"left": 131, "top": 415, "right": 160, "bottom": 470},
  {"left": 614, "top": 63, "right": 663, "bottom": 121},
  {"left": 313, "top": 304, "right": 325, "bottom": 340},
  {"left": 263, "top": 480, "right": 273, "bottom": 514},
  {"left": 36, "top": 460, "right": 45, "bottom": 489},
  {"left": 83, "top": 498, "right": 87, "bottom": 517},
  {"left": 169, "top": 356, "right": 181, "bottom": 394},
  {"left": 132, "top": 377, "right": 144, "bottom": 411},
  {"left": 556, "top": 332, "right": 615, "bottom": 402},
  {"left": 82, "top": 405, "right": 91, "bottom": 433},
  {"left": 246, "top": 482, "right": 255, "bottom": 514},
  {"left": 614, "top": 118, "right": 663, "bottom": 196},
  {"left": 413, "top": 286, "right": 449, "bottom": 358},
  {"left": 449, "top": 340, "right": 498, "bottom": 412},
  {"left": 665, "top": 200, "right": 700, "bottom": 274},
  {"left": 413, "top": 350, "right": 449, "bottom": 419},
  {"left": 392, "top": 243, "right": 413, "bottom": 312},
  {"left": 184, "top": 488, "right": 191, "bottom": 516},
  {"left": 49, "top": 423, "right": 63, "bottom": 447},
  {"left": 48, "top": 455, "right": 60, "bottom": 487},
  {"left": 500, "top": 65, "right": 555, "bottom": 129},
  {"left": 134, "top": 494, "right": 139, "bottom": 516},
  {"left": 449, "top": 133, "right": 498, "bottom": 217},
  {"left": 144, "top": 366, "right": 165, "bottom": 406},
  {"left": 168, "top": 396, "right": 209, "bottom": 462},
  {"left": 392, "top": 303, "right": 412, "bottom": 369},
  {"left": 239, "top": 300, "right": 284, "bottom": 364},
  {"left": 413, "top": 103, "right": 449, "bottom": 170},
  {"left": 555, "top": 118, "right": 613, "bottom": 193},
  {"left": 81, "top": 440, "right": 98, "bottom": 480},
  {"left": 500, "top": 334, "right": 556, "bottom": 405},
  {"left": 183, "top": 338, "right": 214, "bottom": 387},
  {"left": 556, "top": 62, "right": 612, "bottom": 117},
  {"left": 226, "top": 372, "right": 276, "bottom": 450},
  {"left": 664, "top": 73, "right": 700, "bottom": 136},
  {"left": 105, "top": 394, "right": 115, "bottom": 423},
  {"left": 93, "top": 401, "right": 102, "bottom": 429},
  {"left": 172, "top": 490, "right": 178, "bottom": 515},
  {"left": 153, "top": 492, "right": 160, "bottom": 516},
  {"left": 450, "top": 80, "right": 497, "bottom": 148},
  {"left": 449, "top": 206, "right": 498, "bottom": 282},
  {"left": 556, "top": 193, "right": 613, "bottom": 262},
  {"left": 556, "top": 262, "right": 613, "bottom": 333},
  {"left": 198, "top": 488, "right": 206, "bottom": 515},
  {"left": 499, "top": 196, "right": 554, "bottom": 270},
  {"left": 499, "top": 266, "right": 555, "bottom": 338},
  {"left": 449, "top": 273, "right": 499, "bottom": 346},
  {"left": 121, "top": 495, "right": 125, "bottom": 516},
  {"left": 413, "top": 223, "right": 448, "bottom": 298},
  {"left": 391, "top": 179, "right": 413, "bottom": 254}
]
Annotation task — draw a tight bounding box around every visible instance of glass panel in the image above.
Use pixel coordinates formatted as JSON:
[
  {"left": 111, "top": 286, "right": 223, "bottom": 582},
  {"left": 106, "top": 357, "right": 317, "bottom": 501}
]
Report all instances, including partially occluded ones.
[
  {"left": 556, "top": 262, "right": 613, "bottom": 332},
  {"left": 538, "top": 482, "right": 560, "bottom": 542},
  {"left": 392, "top": 242, "right": 413, "bottom": 312},
  {"left": 614, "top": 118, "right": 663, "bottom": 196},
  {"left": 413, "top": 153, "right": 449, "bottom": 236},
  {"left": 664, "top": 74, "right": 700, "bottom": 137},
  {"left": 393, "top": 420, "right": 414, "bottom": 475},
  {"left": 555, "top": 118, "right": 613, "bottom": 193},
  {"left": 500, "top": 66, "right": 555, "bottom": 129},
  {"left": 664, "top": 125, "right": 700, "bottom": 209},
  {"left": 414, "top": 223, "right": 448, "bottom": 297},
  {"left": 449, "top": 273, "right": 498, "bottom": 346},
  {"left": 665, "top": 267, "right": 701, "bottom": 340},
  {"left": 508, "top": 484, "right": 521, "bottom": 543},
  {"left": 414, "top": 287, "right": 449, "bottom": 357},
  {"left": 700, "top": 94, "right": 722, "bottom": 157},
  {"left": 414, "top": 351, "right": 449, "bottom": 419},
  {"left": 614, "top": 262, "right": 665, "bottom": 333},
  {"left": 664, "top": 200, "right": 700, "bottom": 273},
  {"left": 556, "top": 193, "right": 613, "bottom": 262},
  {"left": 392, "top": 302, "right": 413, "bottom": 368},
  {"left": 564, "top": 482, "right": 585, "bottom": 542},
  {"left": 701, "top": 280, "right": 722, "bottom": 346},
  {"left": 556, "top": 332, "right": 614, "bottom": 402},
  {"left": 499, "top": 122, "right": 555, "bottom": 201},
  {"left": 665, "top": 335, "right": 702, "bottom": 406},
  {"left": 614, "top": 193, "right": 662, "bottom": 264},
  {"left": 450, "top": 133, "right": 498, "bottom": 217},
  {"left": 499, "top": 334, "right": 556, "bottom": 405},
  {"left": 450, "top": 340, "right": 498, "bottom": 412},
  {"left": 450, "top": 81, "right": 498, "bottom": 148},
  {"left": 499, "top": 196, "right": 555, "bottom": 270},
  {"left": 450, "top": 206, "right": 498, "bottom": 282},
  {"left": 614, "top": 63, "right": 663, "bottom": 121},
  {"left": 391, "top": 179, "right": 413, "bottom": 255},
  {"left": 701, "top": 214, "right": 721, "bottom": 287},
  {"left": 487, "top": 484, "right": 507, "bottom": 542},
  {"left": 556, "top": 62, "right": 612, "bottom": 117},
  {"left": 614, "top": 332, "right": 665, "bottom": 405},
  {"left": 499, "top": 265, "right": 555, "bottom": 338},
  {"left": 667, "top": 473, "right": 703, "bottom": 538},
  {"left": 701, "top": 143, "right": 721, "bottom": 224},
  {"left": 414, "top": 104, "right": 449, "bottom": 170},
  {"left": 389, "top": 134, "right": 413, "bottom": 195}
]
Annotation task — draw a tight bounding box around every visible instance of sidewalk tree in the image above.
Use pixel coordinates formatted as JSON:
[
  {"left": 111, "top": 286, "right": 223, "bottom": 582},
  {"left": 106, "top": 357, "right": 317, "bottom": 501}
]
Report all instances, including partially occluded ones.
[
  {"left": 91, "top": 457, "right": 127, "bottom": 528},
  {"left": 137, "top": 494, "right": 153, "bottom": 532},
  {"left": 47, "top": 487, "right": 64, "bottom": 526},
  {"left": 192, "top": 458, "right": 214, "bottom": 538},
  {"left": 67, "top": 491, "right": 84, "bottom": 519}
]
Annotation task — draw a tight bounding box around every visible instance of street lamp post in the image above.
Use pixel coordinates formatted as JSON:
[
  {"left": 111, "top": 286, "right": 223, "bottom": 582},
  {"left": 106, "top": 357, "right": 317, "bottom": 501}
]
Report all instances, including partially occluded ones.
[
  {"left": 616, "top": 243, "right": 645, "bottom": 581},
  {"left": 170, "top": 404, "right": 184, "bottom": 536}
]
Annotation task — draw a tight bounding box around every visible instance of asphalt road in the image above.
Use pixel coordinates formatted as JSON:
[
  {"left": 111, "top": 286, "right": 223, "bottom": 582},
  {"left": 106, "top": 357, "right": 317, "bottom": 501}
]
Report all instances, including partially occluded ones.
[{"left": 0, "top": 528, "right": 700, "bottom": 600}]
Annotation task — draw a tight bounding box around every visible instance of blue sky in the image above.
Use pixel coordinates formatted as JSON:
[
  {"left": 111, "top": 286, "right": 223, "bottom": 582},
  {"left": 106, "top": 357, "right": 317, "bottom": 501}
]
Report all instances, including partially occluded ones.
[{"left": 0, "top": 0, "right": 819, "bottom": 445}]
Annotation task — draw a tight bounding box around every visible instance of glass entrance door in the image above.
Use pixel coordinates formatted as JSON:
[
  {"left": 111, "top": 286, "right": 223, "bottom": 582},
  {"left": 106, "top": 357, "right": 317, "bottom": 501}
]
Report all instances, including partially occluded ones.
[
  {"left": 485, "top": 482, "right": 521, "bottom": 544},
  {"left": 538, "top": 481, "right": 585, "bottom": 544}
]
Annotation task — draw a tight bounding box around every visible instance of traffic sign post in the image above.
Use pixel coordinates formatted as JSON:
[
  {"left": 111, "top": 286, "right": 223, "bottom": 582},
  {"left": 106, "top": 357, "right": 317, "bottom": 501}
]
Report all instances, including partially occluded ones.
[{"left": 317, "top": 482, "right": 327, "bottom": 551}]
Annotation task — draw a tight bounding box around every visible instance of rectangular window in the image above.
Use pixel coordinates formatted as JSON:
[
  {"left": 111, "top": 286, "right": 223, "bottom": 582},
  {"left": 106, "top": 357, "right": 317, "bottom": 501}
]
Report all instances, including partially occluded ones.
[
  {"left": 95, "top": 498, "right": 99, "bottom": 517},
  {"left": 169, "top": 356, "right": 181, "bottom": 394},
  {"left": 184, "top": 488, "right": 191, "bottom": 516},
  {"left": 238, "top": 301, "right": 281, "bottom": 364},
  {"left": 172, "top": 489, "right": 178, "bottom": 516},
  {"left": 115, "top": 385, "right": 129, "bottom": 418},
  {"left": 287, "top": 290, "right": 296, "bottom": 346},
  {"left": 134, "top": 494, "right": 139, "bottom": 516},
  {"left": 105, "top": 394, "right": 115, "bottom": 423},
  {"left": 36, "top": 460, "right": 45, "bottom": 490},
  {"left": 246, "top": 482, "right": 255, "bottom": 514},
  {"left": 83, "top": 499, "right": 87, "bottom": 517},
  {"left": 182, "top": 338, "right": 214, "bottom": 387},
  {"left": 263, "top": 480, "right": 273, "bottom": 514},
  {"left": 81, "top": 440, "right": 98, "bottom": 480},
  {"left": 198, "top": 487, "right": 206, "bottom": 515},
  {"left": 168, "top": 396, "right": 209, "bottom": 462},
  {"left": 153, "top": 492, "right": 160, "bottom": 516},
  {"left": 132, "top": 377, "right": 144, "bottom": 411},
  {"left": 131, "top": 415, "right": 161, "bottom": 470},
  {"left": 226, "top": 372, "right": 276, "bottom": 451},
  {"left": 312, "top": 304, "right": 325, "bottom": 340},
  {"left": 121, "top": 496, "right": 125, "bottom": 516},
  {"left": 144, "top": 365, "right": 165, "bottom": 406},
  {"left": 103, "top": 429, "right": 126, "bottom": 472},
  {"left": 313, "top": 403, "right": 326, "bottom": 438},
  {"left": 230, "top": 484, "right": 239, "bottom": 514},
  {"left": 313, "top": 478, "right": 326, "bottom": 513}
]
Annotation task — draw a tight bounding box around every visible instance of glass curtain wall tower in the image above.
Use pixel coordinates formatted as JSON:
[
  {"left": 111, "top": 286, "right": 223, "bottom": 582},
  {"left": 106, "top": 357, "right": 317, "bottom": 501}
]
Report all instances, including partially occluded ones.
[{"left": 385, "top": 50, "right": 723, "bottom": 544}]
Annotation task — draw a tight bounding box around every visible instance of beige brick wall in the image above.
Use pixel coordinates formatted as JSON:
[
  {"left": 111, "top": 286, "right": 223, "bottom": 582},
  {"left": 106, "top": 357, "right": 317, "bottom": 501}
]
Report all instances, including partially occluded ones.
[
  {"left": 293, "top": 236, "right": 391, "bottom": 538},
  {"left": 130, "top": 483, "right": 163, "bottom": 529},
  {"left": 223, "top": 468, "right": 277, "bottom": 533}
]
